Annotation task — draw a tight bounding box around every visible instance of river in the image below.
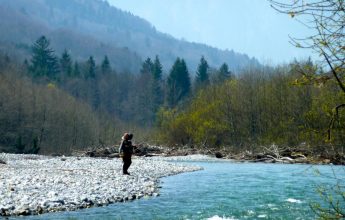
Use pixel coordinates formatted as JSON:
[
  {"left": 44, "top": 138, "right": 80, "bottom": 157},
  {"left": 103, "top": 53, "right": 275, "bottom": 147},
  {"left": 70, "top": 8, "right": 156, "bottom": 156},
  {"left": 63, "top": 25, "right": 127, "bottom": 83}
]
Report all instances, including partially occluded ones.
[{"left": 20, "top": 161, "right": 344, "bottom": 220}]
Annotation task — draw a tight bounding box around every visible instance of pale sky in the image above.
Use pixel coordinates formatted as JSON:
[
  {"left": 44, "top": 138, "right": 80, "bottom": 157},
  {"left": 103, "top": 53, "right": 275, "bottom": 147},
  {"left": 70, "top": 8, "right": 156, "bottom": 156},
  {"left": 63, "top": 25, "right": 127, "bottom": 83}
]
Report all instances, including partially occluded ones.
[{"left": 108, "top": 0, "right": 316, "bottom": 65}]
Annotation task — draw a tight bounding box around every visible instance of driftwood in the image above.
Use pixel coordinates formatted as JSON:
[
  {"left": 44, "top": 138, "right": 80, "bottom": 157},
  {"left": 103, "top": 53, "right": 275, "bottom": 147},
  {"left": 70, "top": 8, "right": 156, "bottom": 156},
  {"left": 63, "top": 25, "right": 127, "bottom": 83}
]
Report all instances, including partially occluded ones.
[
  {"left": 74, "top": 143, "right": 343, "bottom": 164},
  {"left": 248, "top": 145, "right": 308, "bottom": 164},
  {"left": 81, "top": 144, "right": 164, "bottom": 158}
]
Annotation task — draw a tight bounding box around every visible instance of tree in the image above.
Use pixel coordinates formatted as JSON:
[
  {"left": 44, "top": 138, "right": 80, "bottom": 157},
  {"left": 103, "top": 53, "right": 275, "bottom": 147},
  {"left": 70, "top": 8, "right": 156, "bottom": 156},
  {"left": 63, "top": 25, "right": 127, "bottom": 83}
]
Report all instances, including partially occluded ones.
[
  {"left": 101, "top": 55, "right": 111, "bottom": 74},
  {"left": 269, "top": 0, "right": 345, "bottom": 141},
  {"left": 147, "top": 55, "right": 165, "bottom": 125},
  {"left": 152, "top": 55, "right": 164, "bottom": 107},
  {"left": 134, "top": 58, "right": 155, "bottom": 125},
  {"left": 60, "top": 49, "right": 72, "bottom": 77},
  {"left": 73, "top": 61, "right": 80, "bottom": 78},
  {"left": 85, "top": 56, "right": 96, "bottom": 79},
  {"left": 134, "top": 56, "right": 165, "bottom": 126},
  {"left": 153, "top": 55, "right": 163, "bottom": 81},
  {"left": 166, "top": 58, "right": 191, "bottom": 107},
  {"left": 270, "top": 1, "right": 345, "bottom": 218},
  {"left": 140, "top": 57, "right": 154, "bottom": 75},
  {"left": 195, "top": 56, "right": 210, "bottom": 89},
  {"left": 29, "top": 36, "right": 59, "bottom": 79},
  {"left": 217, "top": 63, "right": 232, "bottom": 82}
]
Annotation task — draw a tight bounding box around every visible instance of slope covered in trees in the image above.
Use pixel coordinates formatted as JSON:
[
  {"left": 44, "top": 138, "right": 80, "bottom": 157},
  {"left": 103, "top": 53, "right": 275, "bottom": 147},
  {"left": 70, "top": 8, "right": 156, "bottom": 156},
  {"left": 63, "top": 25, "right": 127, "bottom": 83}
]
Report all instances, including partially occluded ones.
[
  {"left": 157, "top": 61, "right": 345, "bottom": 152},
  {"left": 0, "top": 53, "right": 113, "bottom": 154},
  {"left": 1, "top": 34, "right": 344, "bottom": 157},
  {"left": 0, "top": 0, "right": 259, "bottom": 74}
]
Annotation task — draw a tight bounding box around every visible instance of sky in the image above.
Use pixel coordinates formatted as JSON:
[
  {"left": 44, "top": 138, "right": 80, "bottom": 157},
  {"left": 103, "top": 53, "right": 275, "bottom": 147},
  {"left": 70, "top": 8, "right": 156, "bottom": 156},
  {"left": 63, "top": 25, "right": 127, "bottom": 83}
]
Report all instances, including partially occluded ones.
[{"left": 108, "top": 0, "right": 316, "bottom": 65}]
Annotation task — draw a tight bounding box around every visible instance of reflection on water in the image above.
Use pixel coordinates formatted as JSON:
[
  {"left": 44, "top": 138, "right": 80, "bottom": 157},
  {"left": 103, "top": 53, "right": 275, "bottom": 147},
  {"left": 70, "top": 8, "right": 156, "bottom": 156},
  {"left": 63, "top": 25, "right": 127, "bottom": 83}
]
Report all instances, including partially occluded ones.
[{"left": 20, "top": 162, "right": 344, "bottom": 220}]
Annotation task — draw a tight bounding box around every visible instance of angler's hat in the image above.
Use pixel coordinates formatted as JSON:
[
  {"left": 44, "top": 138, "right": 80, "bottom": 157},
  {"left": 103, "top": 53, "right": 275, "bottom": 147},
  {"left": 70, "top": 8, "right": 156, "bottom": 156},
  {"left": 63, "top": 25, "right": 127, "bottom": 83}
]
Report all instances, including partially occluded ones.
[
  {"left": 122, "top": 133, "right": 129, "bottom": 140},
  {"left": 128, "top": 133, "right": 133, "bottom": 140}
]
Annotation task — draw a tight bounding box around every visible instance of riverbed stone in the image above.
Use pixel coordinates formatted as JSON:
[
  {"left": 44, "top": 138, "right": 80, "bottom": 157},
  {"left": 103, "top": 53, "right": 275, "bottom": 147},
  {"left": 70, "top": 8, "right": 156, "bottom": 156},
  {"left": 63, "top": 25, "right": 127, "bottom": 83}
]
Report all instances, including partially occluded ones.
[{"left": 0, "top": 153, "right": 201, "bottom": 217}]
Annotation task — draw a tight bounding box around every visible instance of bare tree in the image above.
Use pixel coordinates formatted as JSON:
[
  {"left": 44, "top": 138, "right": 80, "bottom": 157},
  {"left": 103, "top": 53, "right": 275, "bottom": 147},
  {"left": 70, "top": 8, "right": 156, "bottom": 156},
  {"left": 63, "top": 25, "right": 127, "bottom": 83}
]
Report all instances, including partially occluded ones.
[{"left": 270, "top": 0, "right": 345, "bottom": 141}]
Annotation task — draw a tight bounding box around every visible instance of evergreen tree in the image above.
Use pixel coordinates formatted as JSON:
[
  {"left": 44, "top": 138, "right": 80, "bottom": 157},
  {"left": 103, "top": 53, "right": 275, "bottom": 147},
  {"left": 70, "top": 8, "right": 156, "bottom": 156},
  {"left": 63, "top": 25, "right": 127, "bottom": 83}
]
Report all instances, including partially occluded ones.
[
  {"left": 166, "top": 58, "right": 191, "bottom": 107},
  {"left": 217, "top": 63, "right": 232, "bottom": 82},
  {"left": 140, "top": 57, "right": 154, "bottom": 75},
  {"left": 153, "top": 55, "right": 162, "bottom": 81},
  {"left": 136, "top": 56, "right": 164, "bottom": 125},
  {"left": 85, "top": 56, "right": 96, "bottom": 79},
  {"left": 73, "top": 61, "right": 80, "bottom": 77},
  {"left": 195, "top": 56, "right": 209, "bottom": 88},
  {"left": 101, "top": 55, "right": 111, "bottom": 74},
  {"left": 134, "top": 57, "right": 155, "bottom": 126},
  {"left": 30, "top": 36, "right": 59, "bottom": 79},
  {"left": 23, "top": 59, "right": 29, "bottom": 72},
  {"left": 60, "top": 49, "right": 72, "bottom": 77},
  {"left": 152, "top": 55, "right": 164, "bottom": 112}
]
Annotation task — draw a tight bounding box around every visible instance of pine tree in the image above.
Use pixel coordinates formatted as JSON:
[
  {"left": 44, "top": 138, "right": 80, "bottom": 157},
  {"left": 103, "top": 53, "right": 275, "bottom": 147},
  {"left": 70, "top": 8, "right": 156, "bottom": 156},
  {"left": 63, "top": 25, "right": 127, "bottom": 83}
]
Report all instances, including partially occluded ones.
[
  {"left": 101, "top": 55, "right": 111, "bottom": 74},
  {"left": 217, "top": 63, "right": 232, "bottom": 82},
  {"left": 140, "top": 57, "right": 154, "bottom": 75},
  {"left": 136, "top": 56, "right": 164, "bottom": 125},
  {"left": 134, "top": 57, "right": 154, "bottom": 126},
  {"left": 195, "top": 56, "right": 209, "bottom": 88},
  {"left": 153, "top": 55, "right": 162, "bottom": 81},
  {"left": 167, "top": 58, "right": 191, "bottom": 107},
  {"left": 60, "top": 49, "right": 72, "bottom": 77},
  {"left": 73, "top": 61, "right": 80, "bottom": 78},
  {"left": 152, "top": 55, "right": 164, "bottom": 113},
  {"left": 30, "top": 36, "right": 59, "bottom": 79},
  {"left": 85, "top": 56, "right": 96, "bottom": 79}
]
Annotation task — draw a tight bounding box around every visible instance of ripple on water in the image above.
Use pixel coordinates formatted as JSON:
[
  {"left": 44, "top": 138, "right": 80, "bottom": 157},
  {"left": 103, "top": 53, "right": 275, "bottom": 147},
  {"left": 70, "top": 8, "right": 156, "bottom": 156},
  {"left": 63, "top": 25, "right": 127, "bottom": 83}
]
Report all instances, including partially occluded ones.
[
  {"left": 207, "top": 215, "right": 238, "bottom": 220},
  {"left": 286, "top": 198, "right": 303, "bottom": 204}
]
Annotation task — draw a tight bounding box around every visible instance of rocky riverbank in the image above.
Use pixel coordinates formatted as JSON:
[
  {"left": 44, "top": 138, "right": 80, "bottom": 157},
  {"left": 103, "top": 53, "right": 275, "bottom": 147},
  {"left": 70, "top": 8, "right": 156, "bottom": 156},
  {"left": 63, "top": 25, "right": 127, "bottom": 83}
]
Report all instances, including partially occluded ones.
[{"left": 0, "top": 153, "right": 202, "bottom": 217}]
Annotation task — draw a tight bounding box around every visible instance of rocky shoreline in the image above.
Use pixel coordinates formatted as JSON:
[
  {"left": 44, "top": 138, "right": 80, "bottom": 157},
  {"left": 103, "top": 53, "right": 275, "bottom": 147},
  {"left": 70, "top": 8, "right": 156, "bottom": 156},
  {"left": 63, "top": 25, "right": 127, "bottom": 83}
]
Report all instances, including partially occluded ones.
[
  {"left": 1, "top": 144, "right": 342, "bottom": 217},
  {"left": 0, "top": 153, "right": 202, "bottom": 217}
]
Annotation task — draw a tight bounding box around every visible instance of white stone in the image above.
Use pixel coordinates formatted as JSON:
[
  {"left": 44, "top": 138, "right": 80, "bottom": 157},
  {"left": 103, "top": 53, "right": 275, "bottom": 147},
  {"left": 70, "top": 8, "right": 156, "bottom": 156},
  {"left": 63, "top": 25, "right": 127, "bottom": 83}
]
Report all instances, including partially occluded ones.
[{"left": 0, "top": 153, "right": 201, "bottom": 216}]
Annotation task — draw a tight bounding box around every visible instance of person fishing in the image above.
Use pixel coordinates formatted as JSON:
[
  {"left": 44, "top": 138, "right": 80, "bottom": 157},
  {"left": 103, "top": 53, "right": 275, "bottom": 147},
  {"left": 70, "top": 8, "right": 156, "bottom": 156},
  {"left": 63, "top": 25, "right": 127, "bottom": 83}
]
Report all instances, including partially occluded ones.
[{"left": 119, "top": 133, "right": 135, "bottom": 175}]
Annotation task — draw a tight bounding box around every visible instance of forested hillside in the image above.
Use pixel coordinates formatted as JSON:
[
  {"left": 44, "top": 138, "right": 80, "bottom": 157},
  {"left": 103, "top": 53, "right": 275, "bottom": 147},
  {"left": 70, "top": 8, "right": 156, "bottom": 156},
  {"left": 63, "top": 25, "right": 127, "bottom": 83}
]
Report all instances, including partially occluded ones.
[
  {"left": 0, "top": 0, "right": 259, "bottom": 74},
  {"left": 0, "top": 0, "right": 343, "bottom": 159},
  {"left": 156, "top": 61, "right": 345, "bottom": 151},
  {"left": 1, "top": 34, "right": 344, "bottom": 156}
]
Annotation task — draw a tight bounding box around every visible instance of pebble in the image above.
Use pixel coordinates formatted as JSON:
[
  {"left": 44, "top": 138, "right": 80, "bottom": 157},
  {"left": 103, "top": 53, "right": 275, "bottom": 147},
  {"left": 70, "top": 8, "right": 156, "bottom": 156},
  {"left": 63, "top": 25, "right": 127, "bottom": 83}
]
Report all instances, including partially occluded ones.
[{"left": 0, "top": 153, "right": 201, "bottom": 216}]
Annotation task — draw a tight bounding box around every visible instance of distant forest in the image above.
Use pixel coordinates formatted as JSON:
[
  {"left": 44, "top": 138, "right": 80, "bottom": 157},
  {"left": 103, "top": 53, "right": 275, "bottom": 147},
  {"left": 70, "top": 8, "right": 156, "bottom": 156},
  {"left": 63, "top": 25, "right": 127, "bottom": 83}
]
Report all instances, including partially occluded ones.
[
  {"left": 0, "top": 0, "right": 259, "bottom": 74},
  {"left": 0, "top": 35, "right": 344, "bottom": 155}
]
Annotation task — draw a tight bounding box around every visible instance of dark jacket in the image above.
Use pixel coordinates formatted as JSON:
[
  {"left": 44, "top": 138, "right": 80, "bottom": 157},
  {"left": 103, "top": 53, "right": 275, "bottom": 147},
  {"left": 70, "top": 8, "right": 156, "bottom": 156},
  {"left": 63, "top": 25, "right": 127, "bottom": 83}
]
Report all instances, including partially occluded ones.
[{"left": 119, "top": 139, "right": 134, "bottom": 155}]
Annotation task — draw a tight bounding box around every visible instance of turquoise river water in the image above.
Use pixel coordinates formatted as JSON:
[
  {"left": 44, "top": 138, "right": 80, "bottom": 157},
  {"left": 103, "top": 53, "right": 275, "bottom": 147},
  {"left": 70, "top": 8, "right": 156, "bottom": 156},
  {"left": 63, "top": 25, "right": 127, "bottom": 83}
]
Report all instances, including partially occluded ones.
[{"left": 18, "top": 161, "right": 345, "bottom": 220}]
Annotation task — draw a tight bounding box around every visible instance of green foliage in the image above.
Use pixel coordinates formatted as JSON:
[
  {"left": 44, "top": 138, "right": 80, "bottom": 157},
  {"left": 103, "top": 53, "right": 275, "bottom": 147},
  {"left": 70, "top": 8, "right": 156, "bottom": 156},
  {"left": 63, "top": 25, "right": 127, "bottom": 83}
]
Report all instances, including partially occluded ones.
[
  {"left": 311, "top": 183, "right": 345, "bottom": 219},
  {"left": 4, "top": 35, "right": 345, "bottom": 156},
  {"left": 153, "top": 55, "right": 163, "bottom": 81},
  {"left": 60, "top": 49, "right": 72, "bottom": 78},
  {"left": 156, "top": 107, "right": 190, "bottom": 145},
  {"left": 0, "top": 54, "right": 118, "bottom": 154},
  {"left": 101, "top": 55, "right": 111, "bottom": 74},
  {"left": 85, "top": 56, "right": 96, "bottom": 79},
  {"left": 140, "top": 58, "right": 154, "bottom": 75},
  {"left": 158, "top": 62, "right": 345, "bottom": 149},
  {"left": 195, "top": 56, "right": 210, "bottom": 89},
  {"left": 72, "top": 61, "right": 80, "bottom": 77},
  {"left": 29, "top": 36, "right": 59, "bottom": 79},
  {"left": 133, "top": 56, "right": 164, "bottom": 126},
  {"left": 216, "top": 63, "right": 232, "bottom": 83},
  {"left": 166, "top": 58, "right": 191, "bottom": 108},
  {"left": 152, "top": 56, "right": 164, "bottom": 117}
]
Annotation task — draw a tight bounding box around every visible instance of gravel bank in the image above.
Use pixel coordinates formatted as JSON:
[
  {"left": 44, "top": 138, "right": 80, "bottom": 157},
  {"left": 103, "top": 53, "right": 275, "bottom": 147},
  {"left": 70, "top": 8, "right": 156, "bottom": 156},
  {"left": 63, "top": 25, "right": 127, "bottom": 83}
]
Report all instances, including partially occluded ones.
[{"left": 0, "top": 153, "right": 201, "bottom": 217}]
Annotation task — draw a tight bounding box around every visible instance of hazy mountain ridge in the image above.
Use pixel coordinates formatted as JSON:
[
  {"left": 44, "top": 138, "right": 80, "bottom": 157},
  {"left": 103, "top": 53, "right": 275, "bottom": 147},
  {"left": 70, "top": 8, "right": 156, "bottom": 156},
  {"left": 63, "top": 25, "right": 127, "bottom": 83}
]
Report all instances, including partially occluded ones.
[{"left": 0, "top": 0, "right": 259, "bottom": 73}]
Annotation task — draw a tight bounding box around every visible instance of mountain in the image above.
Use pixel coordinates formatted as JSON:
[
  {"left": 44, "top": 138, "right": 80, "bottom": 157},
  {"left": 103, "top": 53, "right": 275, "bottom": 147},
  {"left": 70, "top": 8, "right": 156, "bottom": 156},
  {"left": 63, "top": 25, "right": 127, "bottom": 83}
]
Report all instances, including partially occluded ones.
[{"left": 0, "top": 0, "right": 259, "bottom": 74}]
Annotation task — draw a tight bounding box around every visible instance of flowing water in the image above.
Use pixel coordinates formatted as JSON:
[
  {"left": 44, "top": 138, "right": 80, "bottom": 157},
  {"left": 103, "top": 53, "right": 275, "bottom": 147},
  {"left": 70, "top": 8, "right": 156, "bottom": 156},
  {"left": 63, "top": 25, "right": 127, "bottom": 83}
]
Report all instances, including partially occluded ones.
[{"left": 21, "top": 161, "right": 345, "bottom": 220}]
